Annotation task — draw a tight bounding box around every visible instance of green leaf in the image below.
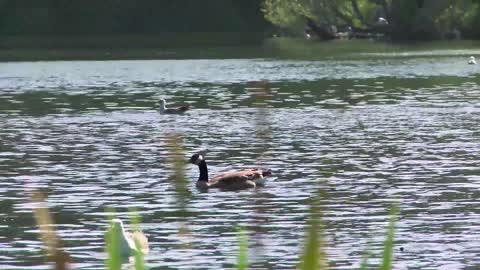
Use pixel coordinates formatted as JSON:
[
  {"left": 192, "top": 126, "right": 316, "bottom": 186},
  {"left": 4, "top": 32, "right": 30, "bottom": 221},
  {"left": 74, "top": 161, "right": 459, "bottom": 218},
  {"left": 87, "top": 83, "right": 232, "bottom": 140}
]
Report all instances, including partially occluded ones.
[
  {"left": 379, "top": 206, "right": 398, "bottom": 270},
  {"left": 130, "top": 209, "right": 146, "bottom": 270},
  {"left": 236, "top": 227, "right": 249, "bottom": 270},
  {"left": 105, "top": 211, "right": 121, "bottom": 270},
  {"left": 298, "top": 199, "right": 327, "bottom": 270},
  {"left": 133, "top": 240, "right": 146, "bottom": 270}
]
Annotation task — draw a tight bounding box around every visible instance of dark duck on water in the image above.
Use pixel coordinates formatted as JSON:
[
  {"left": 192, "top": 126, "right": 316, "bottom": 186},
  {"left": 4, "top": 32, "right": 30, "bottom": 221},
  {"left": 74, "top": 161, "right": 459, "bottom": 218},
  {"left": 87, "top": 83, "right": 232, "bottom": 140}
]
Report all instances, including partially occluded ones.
[{"left": 158, "top": 98, "right": 190, "bottom": 114}]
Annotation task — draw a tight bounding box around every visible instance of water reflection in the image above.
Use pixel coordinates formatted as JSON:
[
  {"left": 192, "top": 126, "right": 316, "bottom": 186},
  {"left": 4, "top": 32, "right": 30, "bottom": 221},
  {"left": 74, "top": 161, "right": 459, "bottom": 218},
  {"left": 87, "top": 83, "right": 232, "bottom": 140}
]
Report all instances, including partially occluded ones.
[{"left": 0, "top": 58, "right": 479, "bottom": 269}]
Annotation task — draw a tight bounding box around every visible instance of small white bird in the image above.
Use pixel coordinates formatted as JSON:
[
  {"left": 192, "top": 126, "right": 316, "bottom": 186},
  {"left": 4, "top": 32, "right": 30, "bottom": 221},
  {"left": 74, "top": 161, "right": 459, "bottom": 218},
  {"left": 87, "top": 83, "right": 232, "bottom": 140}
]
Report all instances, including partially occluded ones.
[
  {"left": 158, "top": 99, "right": 191, "bottom": 114},
  {"left": 468, "top": 56, "right": 476, "bottom": 65},
  {"left": 108, "top": 218, "right": 149, "bottom": 258},
  {"left": 377, "top": 17, "right": 389, "bottom": 25}
]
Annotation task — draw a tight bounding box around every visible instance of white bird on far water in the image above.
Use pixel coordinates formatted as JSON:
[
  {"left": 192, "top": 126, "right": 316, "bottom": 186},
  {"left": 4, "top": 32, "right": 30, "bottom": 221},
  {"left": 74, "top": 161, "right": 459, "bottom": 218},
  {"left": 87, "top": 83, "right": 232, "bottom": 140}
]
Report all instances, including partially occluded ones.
[{"left": 468, "top": 56, "right": 476, "bottom": 65}]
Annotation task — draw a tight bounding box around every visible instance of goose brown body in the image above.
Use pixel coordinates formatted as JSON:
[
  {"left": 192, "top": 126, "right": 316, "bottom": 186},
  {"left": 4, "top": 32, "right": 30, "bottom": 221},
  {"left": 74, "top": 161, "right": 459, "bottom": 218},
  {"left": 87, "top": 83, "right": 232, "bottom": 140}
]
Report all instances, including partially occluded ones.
[{"left": 189, "top": 154, "right": 272, "bottom": 190}]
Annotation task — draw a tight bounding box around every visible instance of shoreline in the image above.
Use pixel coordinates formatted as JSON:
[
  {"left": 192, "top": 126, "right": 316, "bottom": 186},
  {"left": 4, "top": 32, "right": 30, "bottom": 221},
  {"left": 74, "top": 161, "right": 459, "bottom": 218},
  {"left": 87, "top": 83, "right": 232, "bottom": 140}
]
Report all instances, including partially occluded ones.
[
  {"left": 0, "top": 47, "right": 269, "bottom": 62},
  {"left": 1, "top": 37, "right": 480, "bottom": 62},
  {"left": 0, "top": 33, "right": 266, "bottom": 62}
]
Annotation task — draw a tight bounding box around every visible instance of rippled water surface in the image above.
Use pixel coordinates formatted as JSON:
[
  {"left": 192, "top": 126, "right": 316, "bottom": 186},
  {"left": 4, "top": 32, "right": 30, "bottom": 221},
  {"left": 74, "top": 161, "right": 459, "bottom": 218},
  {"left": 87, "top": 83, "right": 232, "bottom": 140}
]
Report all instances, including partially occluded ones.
[{"left": 1, "top": 53, "right": 480, "bottom": 269}]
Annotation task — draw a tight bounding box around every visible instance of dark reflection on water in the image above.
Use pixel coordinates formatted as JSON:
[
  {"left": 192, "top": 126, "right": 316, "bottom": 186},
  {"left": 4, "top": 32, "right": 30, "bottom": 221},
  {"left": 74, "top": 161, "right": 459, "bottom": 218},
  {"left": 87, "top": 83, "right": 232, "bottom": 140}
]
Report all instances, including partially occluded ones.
[{"left": 1, "top": 58, "right": 480, "bottom": 269}]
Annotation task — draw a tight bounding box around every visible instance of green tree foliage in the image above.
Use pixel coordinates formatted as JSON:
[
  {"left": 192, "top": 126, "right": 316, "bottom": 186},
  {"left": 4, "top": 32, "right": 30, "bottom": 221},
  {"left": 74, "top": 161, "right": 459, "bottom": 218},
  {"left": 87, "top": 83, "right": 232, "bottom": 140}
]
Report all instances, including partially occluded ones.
[
  {"left": 3, "top": 0, "right": 480, "bottom": 41},
  {"left": 263, "top": 0, "right": 359, "bottom": 31},
  {"left": 263, "top": 0, "right": 313, "bottom": 29},
  {"left": 263, "top": 0, "right": 480, "bottom": 40}
]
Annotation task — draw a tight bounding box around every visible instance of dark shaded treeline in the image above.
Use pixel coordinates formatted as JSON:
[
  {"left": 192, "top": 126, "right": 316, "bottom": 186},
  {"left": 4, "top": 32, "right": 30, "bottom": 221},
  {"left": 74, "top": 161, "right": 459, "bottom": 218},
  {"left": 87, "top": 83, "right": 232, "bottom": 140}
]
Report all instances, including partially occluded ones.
[{"left": 0, "top": 0, "right": 269, "bottom": 35}]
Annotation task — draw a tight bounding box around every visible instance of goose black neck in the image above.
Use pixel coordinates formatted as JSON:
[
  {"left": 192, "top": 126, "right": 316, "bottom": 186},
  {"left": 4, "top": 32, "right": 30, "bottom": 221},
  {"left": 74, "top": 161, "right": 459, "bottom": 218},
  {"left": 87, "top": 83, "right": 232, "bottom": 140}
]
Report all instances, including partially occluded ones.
[{"left": 198, "top": 160, "right": 208, "bottom": 182}]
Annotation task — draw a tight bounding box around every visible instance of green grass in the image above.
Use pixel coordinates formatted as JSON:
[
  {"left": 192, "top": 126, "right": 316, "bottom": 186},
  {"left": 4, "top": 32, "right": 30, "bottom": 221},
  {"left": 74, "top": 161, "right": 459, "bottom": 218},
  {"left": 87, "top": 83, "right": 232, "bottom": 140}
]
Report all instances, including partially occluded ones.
[
  {"left": 2, "top": 34, "right": 480, "bottom": 61},
  {"left": 31, "top": 151, "right": 399, "bottom": 270},
  {"left": 264, "top": 37, "right": 480, "bottom": 60},
  {"left": 105, "top": 214, "right": 122, "bottom": 270},
  {"left": 0, "top": 33, "right": 267, "bottom": 61},
  {"left": 296, "top": 192, "right": 397, "bottom": 270},
  {"left": 0, "top": 47, "right": 267, "bottom": 62},
  {"left": 104, "top": 210, "right": 147, "bottom": 270},
  {"left": 98, "top": 205, "right": 400, "bottom": 270},
  {"left": 236, "top": 227, "right": 249, "bottom": 270},
  {"left": 129, "top": 211, "right": 147, "bottom": 270},
  {"left": 0, "top": 33, "right": 265, "bottom": 49},
  {"left": 380, "top": 206, "right": 398, "bottom": 270}
]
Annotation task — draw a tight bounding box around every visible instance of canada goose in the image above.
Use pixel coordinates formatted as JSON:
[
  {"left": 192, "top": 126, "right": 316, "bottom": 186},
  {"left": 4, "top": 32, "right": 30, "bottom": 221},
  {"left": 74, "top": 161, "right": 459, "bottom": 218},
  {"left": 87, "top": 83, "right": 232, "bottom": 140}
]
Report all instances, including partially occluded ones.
[
  {"left": 189, "top": 153, "right": 272, "bottom": 190},
  {"left": 159, "top": 99, "right": 190, "bottom": 114},
  {"left": 108, "top": 218, "right": 149, "bottom": 258},
  {"left": 468, "top": 56, "right": 476, "bottom": 65}
]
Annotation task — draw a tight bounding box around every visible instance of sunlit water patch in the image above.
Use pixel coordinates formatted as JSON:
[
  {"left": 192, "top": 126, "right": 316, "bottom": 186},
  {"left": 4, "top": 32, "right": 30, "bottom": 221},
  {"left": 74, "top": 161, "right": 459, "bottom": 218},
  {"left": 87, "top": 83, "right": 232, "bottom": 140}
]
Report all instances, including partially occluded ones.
[{"left": 0, "top": 57, "right": 479, "bottom": 92}]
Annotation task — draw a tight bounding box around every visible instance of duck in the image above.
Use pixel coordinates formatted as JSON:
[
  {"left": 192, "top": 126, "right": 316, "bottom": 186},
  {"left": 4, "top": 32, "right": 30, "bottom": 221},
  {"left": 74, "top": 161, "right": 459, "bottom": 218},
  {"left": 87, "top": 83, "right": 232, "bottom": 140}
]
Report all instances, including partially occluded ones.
[
  {"left": 107, "top": 218, "right": 149, "bottom": 258},
  {"left": 468, "top": 56, "right": 476, "bottom": 65},
  {"left": 158, "top": 98, "right": 190, "bottom": 114},
  {"left": 189, "top": 153, "right": 272, "bottom": 190}
]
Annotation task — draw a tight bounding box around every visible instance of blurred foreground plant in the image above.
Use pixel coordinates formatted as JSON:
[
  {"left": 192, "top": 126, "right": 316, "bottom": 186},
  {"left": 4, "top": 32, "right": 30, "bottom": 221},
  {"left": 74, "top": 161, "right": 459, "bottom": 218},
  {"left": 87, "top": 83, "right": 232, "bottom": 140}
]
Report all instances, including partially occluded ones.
[
  {"left": 129, "top": 211, "right": 147, "bottom": 270},
  {"left": 229, "top": 202, "right": 397, "bottom": 270},
  {"left": 299, "top": 198, "right": 398, "bottom": 270},
  {"left": 166, "top": 134, "right": 193, "bottom": 247},
  {"left": 166, "top": 134, "right": 190, "bottom": 210},
  {"left": 298, "top": 198, "right": 327, "bottom": 270},
  {"left": 236, "top": 227, "right": 249, "bottom": 270},
  {"left": 32, "top": 191, "right": 72, "bottom": 270},
  {"left": 105, "top": 211, "right": 121, "bottom": 270},
  {"left": 105, "top": 210, "right": 147, "bottom": 270},
  {"left": 380, "top": 206, "right": 397, "bottom": 270}
]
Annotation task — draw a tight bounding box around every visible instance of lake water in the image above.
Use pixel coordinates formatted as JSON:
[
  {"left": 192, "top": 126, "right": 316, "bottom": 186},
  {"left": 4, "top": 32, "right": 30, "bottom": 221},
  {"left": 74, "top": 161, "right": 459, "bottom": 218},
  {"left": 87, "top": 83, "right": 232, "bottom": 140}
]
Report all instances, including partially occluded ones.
[{"left": 1, "top": 50, "right": 480, "bottom": 269}]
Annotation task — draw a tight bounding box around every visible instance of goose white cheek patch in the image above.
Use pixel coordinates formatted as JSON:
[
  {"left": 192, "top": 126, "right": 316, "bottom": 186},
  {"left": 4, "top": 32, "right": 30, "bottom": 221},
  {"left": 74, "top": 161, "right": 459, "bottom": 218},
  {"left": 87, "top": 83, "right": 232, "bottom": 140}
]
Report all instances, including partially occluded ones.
[{"left": 195, "top": 155, "right": 204, "bottom": 165}]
